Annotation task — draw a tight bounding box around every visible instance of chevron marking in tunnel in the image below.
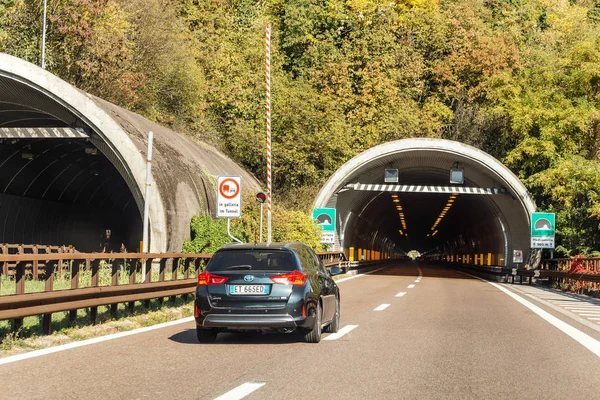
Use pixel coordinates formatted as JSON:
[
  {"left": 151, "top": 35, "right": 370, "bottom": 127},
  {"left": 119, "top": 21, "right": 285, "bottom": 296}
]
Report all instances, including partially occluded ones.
[{"left": 345, "top": 183, "right": 507, "bottom": 195}]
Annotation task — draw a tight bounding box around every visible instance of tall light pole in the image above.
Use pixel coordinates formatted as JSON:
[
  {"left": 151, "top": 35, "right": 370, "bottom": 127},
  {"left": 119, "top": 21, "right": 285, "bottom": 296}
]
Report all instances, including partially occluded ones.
[
  {"left": 41, "top": 0, "right": 48, "bottom": 69},
  {"left": 141, "top": 131, "right": 153, "bottom": 281}
]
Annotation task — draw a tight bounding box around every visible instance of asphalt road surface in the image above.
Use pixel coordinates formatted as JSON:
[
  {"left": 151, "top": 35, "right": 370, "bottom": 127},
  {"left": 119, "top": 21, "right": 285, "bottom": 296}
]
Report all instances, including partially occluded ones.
[{"left": 2, "top": 262, "right": 600, "bottom": 400}]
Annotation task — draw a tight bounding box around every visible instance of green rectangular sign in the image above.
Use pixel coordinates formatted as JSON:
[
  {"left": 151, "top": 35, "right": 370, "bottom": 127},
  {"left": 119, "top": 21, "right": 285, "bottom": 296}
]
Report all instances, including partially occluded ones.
[
  {"left": 531, "top": 212, "right": 555, "bottom": 249},
  {"left": 312, "top": 208, "right": 336, "bottom": 231},
  {"left": 531, "top": 212, "right": 555, "bottom": 237}
]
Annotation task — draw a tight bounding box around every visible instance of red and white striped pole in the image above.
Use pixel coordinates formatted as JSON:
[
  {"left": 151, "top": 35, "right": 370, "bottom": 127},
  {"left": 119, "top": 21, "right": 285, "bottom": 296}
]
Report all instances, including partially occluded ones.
[{"left": 266, "top": 24, "right": 272, "bottom": 243}]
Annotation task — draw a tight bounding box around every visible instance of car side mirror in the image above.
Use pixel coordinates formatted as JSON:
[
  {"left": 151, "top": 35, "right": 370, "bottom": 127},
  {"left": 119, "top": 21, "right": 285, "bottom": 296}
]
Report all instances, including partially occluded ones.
[{"left": 329, "top": 266, "right": 343, "bottom": 276}]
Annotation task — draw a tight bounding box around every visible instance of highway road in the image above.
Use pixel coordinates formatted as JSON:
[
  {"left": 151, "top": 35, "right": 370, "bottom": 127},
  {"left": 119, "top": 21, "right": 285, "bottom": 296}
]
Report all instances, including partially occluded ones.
[{"left": 2, "top": 262, "right": 600, "bottom": 399}]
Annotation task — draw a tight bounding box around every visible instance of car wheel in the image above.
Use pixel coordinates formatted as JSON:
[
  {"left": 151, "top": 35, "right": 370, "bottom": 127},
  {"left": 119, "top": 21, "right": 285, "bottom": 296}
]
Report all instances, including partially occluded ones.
[
  {"left": 324, "top": 298, "right": 340, "bottom": 334},
  {"left": 304, "top": 304, "right": 322, "bottom": 343},
  {"left": 196, "top": 327, "right": 217, "bottom": 343}
]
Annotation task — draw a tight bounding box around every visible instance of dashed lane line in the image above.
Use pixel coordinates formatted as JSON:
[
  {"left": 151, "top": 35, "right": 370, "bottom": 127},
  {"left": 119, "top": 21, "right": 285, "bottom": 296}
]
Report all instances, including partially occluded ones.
[
  {"left": 407, "top": 284, "right": 416, "bottom": 289},
  {"left": 323, "top": 324, "right": 359, "bottom": 341},
  {"left": 395, "top": 292, "right": 406, "bottom": 297},
  {"left": 214, "top": 382, "right": 266, "bottom": 400},
  {"left": 374, "top": 304, "right": 390, "bottom": 311}
]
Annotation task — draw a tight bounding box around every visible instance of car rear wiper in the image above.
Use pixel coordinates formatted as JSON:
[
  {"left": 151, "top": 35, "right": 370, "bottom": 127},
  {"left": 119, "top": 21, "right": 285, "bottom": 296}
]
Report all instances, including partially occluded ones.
[{"left": 226, "top": 265, "right": 253, "bottom": 270}]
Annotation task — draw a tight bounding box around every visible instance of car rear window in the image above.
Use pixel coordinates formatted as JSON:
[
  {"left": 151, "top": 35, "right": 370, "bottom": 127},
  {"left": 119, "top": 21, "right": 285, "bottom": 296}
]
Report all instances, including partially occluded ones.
[{"left": 207, "top": 250, "right": 299, "bottom": 272}]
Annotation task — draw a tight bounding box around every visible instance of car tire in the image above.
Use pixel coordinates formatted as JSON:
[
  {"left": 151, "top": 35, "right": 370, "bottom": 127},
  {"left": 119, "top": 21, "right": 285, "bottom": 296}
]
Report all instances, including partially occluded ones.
[
  {"left": 324, "top": 298, "right": 340, "bottom": 334},
  {"left": 196, "top": 327, "right": 217, "bottom": 343},
  {"left": 304, "top": 304, "right": 322, "bottom": 343}
]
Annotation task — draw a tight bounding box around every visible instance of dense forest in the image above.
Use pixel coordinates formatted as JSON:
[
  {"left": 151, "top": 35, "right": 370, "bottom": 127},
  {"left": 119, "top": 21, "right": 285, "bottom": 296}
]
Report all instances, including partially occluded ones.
[{"left": 1, "top": 0, "right": 600, "bottom": 255}]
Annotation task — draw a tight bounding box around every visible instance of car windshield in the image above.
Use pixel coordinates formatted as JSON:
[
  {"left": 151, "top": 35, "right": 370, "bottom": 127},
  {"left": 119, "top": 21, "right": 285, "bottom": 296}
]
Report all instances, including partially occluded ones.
[{"left": 207, "top": 250, "right": 299, "bottom": 272}]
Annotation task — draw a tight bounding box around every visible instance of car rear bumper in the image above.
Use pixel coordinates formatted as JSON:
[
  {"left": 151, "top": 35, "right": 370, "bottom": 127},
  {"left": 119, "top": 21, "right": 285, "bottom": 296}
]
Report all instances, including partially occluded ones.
[{"left": 201, "top": 314, "right": 298, "bottom": 329}]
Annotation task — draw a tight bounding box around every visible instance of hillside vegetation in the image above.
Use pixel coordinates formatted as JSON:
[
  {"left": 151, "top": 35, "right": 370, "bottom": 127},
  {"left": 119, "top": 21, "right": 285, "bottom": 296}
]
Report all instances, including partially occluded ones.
[{"left": 1, "top": 0, "right": 600, "bottom": 255}]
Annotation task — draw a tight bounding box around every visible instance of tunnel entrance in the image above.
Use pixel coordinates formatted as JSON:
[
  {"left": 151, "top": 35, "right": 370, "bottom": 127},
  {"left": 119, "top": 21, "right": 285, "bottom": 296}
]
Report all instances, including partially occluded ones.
[
  {"left": 314, "top": 139, "right": 536, "bottom": 268},
  {"left": 0, "top": 65, "right": 142, "bottom": 252}
]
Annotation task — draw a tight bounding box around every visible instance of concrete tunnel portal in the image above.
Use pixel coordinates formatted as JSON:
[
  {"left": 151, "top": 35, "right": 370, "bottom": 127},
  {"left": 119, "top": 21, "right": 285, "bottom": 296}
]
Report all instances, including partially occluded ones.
[
  {"left": 0, "top": 53, "right": 259, "bottom": 253},
  {"left": 314, "top": 139, "right": 537, "bottom": 268}
]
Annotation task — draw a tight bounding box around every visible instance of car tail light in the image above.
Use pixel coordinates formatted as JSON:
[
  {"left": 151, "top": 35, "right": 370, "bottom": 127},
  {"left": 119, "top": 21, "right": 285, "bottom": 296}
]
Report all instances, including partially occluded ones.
[
  {"left": 270, "top": 270, "right": 306, "bottom": 286},
  {"left": 194, "top": 305, "right": 199, "bottom": 318},
  {"left": 197, "top": 270, "right": 229, "bottom": 286}
]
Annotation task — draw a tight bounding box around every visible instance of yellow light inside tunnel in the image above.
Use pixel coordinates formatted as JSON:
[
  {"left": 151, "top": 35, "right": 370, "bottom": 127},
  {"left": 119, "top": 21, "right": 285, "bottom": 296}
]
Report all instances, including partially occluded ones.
[
  {"left": 432, "top": 230, "right": 438, "bottom": 236},
  {"left": 426, "top": 234, "right": 430, "bottom": 237},
  {"left": 393, "top": 199, "right": 400, "bottom": 203}
]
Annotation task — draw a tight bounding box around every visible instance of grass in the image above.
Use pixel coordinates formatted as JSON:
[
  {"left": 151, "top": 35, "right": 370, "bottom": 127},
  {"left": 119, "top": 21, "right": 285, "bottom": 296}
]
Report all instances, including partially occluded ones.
[{"left": 1, "top": 262, "right": 198, "bottom": 296}]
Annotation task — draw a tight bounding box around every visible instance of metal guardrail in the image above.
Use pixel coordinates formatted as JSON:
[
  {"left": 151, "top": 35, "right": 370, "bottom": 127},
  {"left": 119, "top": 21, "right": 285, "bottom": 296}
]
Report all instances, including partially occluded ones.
[
  {"left": 450, "top": 263, "right": 600, "bottom": 285},
  {"left": 0, "top": 251, "right": 349, "bottom": 334}
]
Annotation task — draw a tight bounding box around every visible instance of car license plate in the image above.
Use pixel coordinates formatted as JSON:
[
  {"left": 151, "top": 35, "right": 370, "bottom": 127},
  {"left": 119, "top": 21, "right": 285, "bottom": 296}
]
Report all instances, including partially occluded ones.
[{"left": 229, "top": 285, "right": 269, "bottom": 295}]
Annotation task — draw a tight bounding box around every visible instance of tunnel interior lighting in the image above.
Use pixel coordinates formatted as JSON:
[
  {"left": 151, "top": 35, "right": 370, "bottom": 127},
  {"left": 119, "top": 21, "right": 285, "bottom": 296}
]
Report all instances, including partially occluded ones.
[
  {"left": 392, "top": 194, "right": 408, "bottom": 234},
  {"left": 427, "top": 194, "right": 458, "bottom": 235}
]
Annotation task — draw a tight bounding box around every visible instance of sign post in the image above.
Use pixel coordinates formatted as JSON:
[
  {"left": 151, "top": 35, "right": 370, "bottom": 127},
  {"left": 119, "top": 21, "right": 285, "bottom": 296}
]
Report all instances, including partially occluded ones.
[
  {"left": 530, "top": 212, "right": 555, "bottom": 249},
  {"left": 217, "top": 176, "right": 243, "bottom": 243},
  {"left": 312, "top": 208, "right": 336, "bottom": 244}
]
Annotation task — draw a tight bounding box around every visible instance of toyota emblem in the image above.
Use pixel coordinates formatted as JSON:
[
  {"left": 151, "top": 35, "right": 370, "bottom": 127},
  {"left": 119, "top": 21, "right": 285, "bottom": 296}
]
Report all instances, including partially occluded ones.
[{"left": 244, "top": 275, "right": 254, "bottom": 282}]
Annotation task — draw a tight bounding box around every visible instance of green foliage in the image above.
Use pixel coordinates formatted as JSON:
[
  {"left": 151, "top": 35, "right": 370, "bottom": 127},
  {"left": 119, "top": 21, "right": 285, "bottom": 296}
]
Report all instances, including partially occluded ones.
[
  {"left": 182, "top": 215, "right": 232, "bottom": 254},
  {"left": 182, "top": 194, "right": 325, "bottom": 253}
]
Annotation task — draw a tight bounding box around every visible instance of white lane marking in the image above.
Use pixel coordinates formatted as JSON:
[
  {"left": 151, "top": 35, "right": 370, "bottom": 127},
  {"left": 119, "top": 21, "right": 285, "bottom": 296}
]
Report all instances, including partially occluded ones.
[
  {"left": 374, "top": 304, "right": 390, "bottom": 311},
  {"left": 588, "top": 317, "right": 600, "bottom": 321},
  {"left": 482, "top": 281, "right": 600, "bottom": 357},
  {"left": 335, "top": 266, "right": 388, "bottom": 283},
  {"left": 323, "top": 324, "right": 358, "bottom": 341},
  {"left": 0, "top": 316, "right": 195, "bottom": 365},
  {"left": 407, "top": 284, "right": 416, "bottom": 289},
  {"left": 570, "top": 310, "right": 600, "bottom": 314},
  {"left": 414, "top": 279, "right": 421, "bottom": 283},
  {"left": 395, "top": 292, "right": 406, "bottom": 297},
  {"left": 214, "top": 382, "right": 265, "bottom": 400},
  {"left": 578, "top": 314, "right": 600, "bottom": 317}
]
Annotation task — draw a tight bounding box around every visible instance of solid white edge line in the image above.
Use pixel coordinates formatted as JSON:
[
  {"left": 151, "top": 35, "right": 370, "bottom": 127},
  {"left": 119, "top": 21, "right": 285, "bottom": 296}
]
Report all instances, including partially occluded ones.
[
  {"left": 395, "top": 292, "right": 406, "bottom": 297},
  {"left": 0, "top": 316, "right": 195, "bottom": 366},
  {"left": 214, "top": 382, "right": 266, "bottom": 400},
  {"left": 323, "top": 324, "right": 359, "bottom": 341},
  {"left": 407, "top": 284, "right": 415, "bottom": 289},
  {"left": 374, "top": 304, "right": 390, "bottom": 311},
  {"left": 335, "top": 266, "right": 388, "bottom": 283},
  {"left": 464, "top": 274, "right": 600, "bottom": 358}
]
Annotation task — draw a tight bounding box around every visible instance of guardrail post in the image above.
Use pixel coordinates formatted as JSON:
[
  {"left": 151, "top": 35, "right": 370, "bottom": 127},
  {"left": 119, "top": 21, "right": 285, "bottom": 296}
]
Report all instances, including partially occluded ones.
[
  {"left": 69, "top": 260, "right": 82, "bottom": 322},
  {"left": 110, "top": 259, "right": 120, "bottom": 317},
  {"left": 90, "top": 259, "right": 100, "bottom": 324},
  {"left": 170, "top": 257, "right": 180, "bottom": 303},
  {"left": 41, "top": 260, "right": 56, "bottom": 334},
  {"left": 32, "top": 245, "right": 39, "bottom": 280},
  {"left": 157, "top": 258, "right": 168, "bottom": 306},
  {"left": 128, "top": 258, "right": 138, "bottom": 313},
  {"left": 144, "top": 258, "right": 153, "bottom": 308},
  {"left": 13, "top": 261, "right": 27, "bottom": 330}
]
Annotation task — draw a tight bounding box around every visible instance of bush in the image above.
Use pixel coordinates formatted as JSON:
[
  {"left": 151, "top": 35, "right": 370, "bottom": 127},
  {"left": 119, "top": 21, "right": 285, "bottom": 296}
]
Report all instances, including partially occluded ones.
[{"left": 182, "top": 193, "right": 326, "bottom": 253}]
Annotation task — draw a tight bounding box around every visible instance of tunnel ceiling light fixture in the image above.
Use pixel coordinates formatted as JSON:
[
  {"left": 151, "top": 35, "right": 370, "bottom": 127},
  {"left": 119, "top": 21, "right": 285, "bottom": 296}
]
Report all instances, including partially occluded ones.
[
  {"left": 427, "top": 194, "right": 459, "bottom": 235},
  {"left": 385, "top": 168, "right": 399, "bottom": 183},
  {"left": 392, "top": 194, "right": 408, "bottom": 235}
]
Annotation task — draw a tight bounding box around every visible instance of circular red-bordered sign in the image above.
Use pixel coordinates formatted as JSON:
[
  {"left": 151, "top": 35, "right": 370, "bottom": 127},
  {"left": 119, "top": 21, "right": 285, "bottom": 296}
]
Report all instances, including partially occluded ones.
[{"left": 219, "top": 178, "right": 240, "bottom": 200}]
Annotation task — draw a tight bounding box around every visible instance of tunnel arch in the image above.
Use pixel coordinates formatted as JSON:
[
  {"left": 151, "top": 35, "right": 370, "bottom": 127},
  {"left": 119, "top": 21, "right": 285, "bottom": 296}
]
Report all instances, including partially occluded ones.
[
  {"left": 0, "top": 53, "right": 259, "bottom": 252},
  {"left": 314, "top": 138, "right": 537, "bottom": 267}
]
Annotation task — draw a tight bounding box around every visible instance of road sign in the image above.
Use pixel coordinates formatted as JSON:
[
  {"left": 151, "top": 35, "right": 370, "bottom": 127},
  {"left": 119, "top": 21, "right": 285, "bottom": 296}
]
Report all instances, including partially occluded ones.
[
  {"left": 531, "top": 212, "right": 555, "bottom": 248},
  {"left": 217, "top": 176, "right": 241, "bottom": 218},
  {"left": 513, "top": 250, "right": 523, "bottom": 263},
  {"left": 313, "top": 208, "right": 336, "bottom": 243}
]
